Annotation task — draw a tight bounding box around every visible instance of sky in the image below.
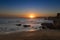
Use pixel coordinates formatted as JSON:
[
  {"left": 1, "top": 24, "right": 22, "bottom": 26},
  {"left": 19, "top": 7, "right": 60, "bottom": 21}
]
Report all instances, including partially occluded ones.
[{"left": 0, "top": 0, "right": 60, "bottom": 17}]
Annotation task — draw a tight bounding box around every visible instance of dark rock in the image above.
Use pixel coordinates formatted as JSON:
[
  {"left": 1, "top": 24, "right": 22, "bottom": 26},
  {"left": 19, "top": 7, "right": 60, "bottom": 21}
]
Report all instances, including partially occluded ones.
[
  {"left": 41, "top": 23, "right": 55, "bottom": 29},
  {"left": 16, "top": 24, "right": 21, "bottom": 26},
  {"left": 23, "top": 25, "right": 31, "bottom": 28},
  {"left": 42, "top": 26, "right": 46, "bottom": 29},
  {"left": 53, "top": 19, "right": 60, "bottom": 30}
]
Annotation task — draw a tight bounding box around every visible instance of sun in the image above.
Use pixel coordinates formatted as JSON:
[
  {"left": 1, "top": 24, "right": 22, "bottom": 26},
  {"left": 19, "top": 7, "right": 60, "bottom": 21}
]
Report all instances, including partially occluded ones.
[{"left": 29, "top": 15, "right": 35, "bottom": 18}]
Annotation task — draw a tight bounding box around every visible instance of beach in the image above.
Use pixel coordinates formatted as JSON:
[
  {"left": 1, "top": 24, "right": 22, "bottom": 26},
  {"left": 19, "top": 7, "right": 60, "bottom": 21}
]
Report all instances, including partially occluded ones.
[{"left": 0, "top": 30, "right": 60, "bottom": 40}]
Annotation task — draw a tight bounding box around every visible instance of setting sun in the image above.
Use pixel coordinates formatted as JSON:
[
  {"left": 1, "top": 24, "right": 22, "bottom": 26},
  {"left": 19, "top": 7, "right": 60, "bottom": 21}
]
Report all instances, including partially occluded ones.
[
  {"left": 30, "top": 15, "right": 34, "bottom": 18},
  {"left": 29, "top": 15, "right": 35, "bottom": 18}
]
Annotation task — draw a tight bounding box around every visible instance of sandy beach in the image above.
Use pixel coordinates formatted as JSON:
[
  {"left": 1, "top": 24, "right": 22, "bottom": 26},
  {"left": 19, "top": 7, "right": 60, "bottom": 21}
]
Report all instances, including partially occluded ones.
[{"left": 0, "top": 30, "right": 60, "bottom": 40}]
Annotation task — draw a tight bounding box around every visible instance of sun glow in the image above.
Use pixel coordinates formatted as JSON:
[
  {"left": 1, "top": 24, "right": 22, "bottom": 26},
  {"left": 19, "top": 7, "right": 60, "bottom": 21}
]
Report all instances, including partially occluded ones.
[
  {"left": 27, "top": 11, "right": 37, "bottom": 18},
  {"left": 29, "top": 15, "right": 35, "bottom": 18}
]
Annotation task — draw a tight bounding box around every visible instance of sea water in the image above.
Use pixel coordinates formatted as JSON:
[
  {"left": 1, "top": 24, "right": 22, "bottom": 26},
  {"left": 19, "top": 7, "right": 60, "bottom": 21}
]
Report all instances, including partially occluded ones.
[{"left": 0, "top": 18, "right": 53, "bottom": 34}]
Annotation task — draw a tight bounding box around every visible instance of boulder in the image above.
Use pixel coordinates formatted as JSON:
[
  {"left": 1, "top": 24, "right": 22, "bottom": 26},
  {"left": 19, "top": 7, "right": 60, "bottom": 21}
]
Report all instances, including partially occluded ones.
[
  {"left": 41, "top": 23, "right": 55, "bottom": 29},
  {"left": 23, "top": 25, "right": 31, "bottom": 28},
  {"left": 16, "top": 24, "right": 21, "bottom": 26}
]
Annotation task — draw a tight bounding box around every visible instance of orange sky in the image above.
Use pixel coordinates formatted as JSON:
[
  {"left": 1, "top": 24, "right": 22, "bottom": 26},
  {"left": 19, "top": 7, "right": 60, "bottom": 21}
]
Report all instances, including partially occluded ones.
[{"left": 0, "top": 13, "right": 57, "bottom": 18}]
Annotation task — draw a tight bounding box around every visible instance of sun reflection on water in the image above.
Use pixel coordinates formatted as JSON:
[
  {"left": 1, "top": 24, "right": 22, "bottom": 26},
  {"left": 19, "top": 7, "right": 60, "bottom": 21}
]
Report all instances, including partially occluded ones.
[{"left": 29, "top": 29, "right": 36, "bottom": 32}]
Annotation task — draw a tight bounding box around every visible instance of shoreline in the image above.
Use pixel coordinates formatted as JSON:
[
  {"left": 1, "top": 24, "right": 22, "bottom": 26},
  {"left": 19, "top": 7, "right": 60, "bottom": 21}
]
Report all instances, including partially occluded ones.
[{"left": 0, "top": 30, "right": 60, "bottom": 40}]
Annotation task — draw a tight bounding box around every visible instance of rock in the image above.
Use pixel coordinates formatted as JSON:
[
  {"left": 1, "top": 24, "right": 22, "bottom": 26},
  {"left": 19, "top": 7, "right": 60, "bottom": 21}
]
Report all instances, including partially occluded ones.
[
  {"left": 16, "top": 24, "right": 21, "bottom": 26},
  {"left": 41, "top": 23, "right": 55, "bottom": 29},
  {"left": 23, "top": 25, "right": 31, "bottom": 28}
]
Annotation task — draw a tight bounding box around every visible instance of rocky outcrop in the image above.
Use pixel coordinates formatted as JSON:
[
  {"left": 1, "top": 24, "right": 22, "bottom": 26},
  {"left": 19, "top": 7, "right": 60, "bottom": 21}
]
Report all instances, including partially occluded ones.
[{"left": 23, "top": 25, "right": 31, "bottom": 28}]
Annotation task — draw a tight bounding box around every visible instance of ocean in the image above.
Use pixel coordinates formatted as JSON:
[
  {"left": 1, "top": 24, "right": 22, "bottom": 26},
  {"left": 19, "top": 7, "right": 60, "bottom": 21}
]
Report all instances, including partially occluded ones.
[{"left": 0, "top": 18, "right": 53, "bottom": 34}]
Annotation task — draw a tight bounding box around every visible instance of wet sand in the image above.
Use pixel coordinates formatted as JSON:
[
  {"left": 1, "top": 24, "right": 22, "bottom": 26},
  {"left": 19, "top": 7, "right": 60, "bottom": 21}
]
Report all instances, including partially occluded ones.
[{"left": 0, "top": 30, "right": 60, "bottom": 40}]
